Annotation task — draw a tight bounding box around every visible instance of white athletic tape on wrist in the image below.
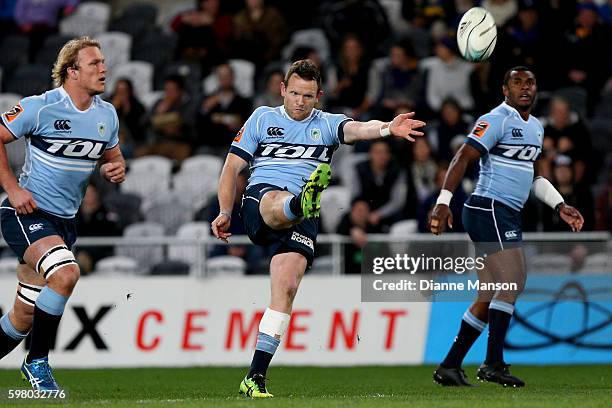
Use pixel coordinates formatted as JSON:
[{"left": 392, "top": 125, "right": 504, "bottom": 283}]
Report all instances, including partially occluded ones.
[
  {"left": 16, "top": 281, "right": 43, "bottom": 306},
  {"left": 379, "top": 123, "right": 391, "bottom": 137},
  {"left": 259, "top": 307, "right": 290, "bottom": 339},
  {"left": 531, "top": 177, "right": 564, "bottom": 209},
  {"left": 36, "top": 245, "right": 77, "bottom": 279},
  {"left": 436, "top": 189, "right": 453, "bottom": 206}
]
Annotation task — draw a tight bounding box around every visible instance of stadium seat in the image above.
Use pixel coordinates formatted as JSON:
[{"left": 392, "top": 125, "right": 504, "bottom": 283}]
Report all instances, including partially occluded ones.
[
  {"left": 389, "top": 219, "right": 418, "bottom": 236},
  {"left": 35, "top": 35, "right": 74, "bottom": 67},
  {"left": 102, "top": 191, "right": 143, "bottom": 228},
  {"left": 0, "top": 257, "right": 18, "bottom": 275},
  {"left": 59, "top": 1, "right": 112, "bottom": 37},
  {"left": 203, "top": 59, "right": 255, "bottom": 98},
  {"left": 320, "top": 186, "right": 351, "bottom": 233},
  {"left": 109, "top": 2, "right": 158, "bottom": 41},
  {"left": 94, "top": 255, "right": 141, "bottom": 276},
  {"left": 281, "top": 28, "right": 331, "bottom": 63},
  {"left": 206, "top": 255, "right": 247, "bottom": 276},
  {"left": 96, "top": 32, "right": 132, "bottom": 75},
  {"left": 145, "top": 198, "right": 193, "bottom": 235},
  {"left": 528, "top": 253, "right": 573, "bottom": 274},
  {"left": 150, "top": 260, "right": 191, "bottom": 275},
  {"left": 110, "top": 61, "right": 154, "bottom": 100},
  {"left": 335, "top": 152, "right": 368, "bottom": 188},
  {"left": 0, "top": 35, "right": 29, "bottom": 78},
  {"left": 120, "top": 170, "right": 171, "bottom": 211},
  {"left": 115, "top": 222, "right": 165, "bottom": 271},
  {"left": 168, "top": 221, "right": 210, "bottom": 273},
  {"left": 581, "top": 252, "right": 610, "bottom": 274},
  {"left": 5, "top": 64, "right": 51, "bottom": 96},
  {"left": 179, "top": 154, "right": 223, "bottom": 175},
  {"left": 131, "top": 29, "right": 177, "bottom": 85},
  {"left": 310, "top": 255, "right": 334, "bottom": 275},
  {"left": 172, "top": 155, "right": 223, "bottom": 211},
  {"left": 128, "top": 155, "right": 173, "bottom": 176}
]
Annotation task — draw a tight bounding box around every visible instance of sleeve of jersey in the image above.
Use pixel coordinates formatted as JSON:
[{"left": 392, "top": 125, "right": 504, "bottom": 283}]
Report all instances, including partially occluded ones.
[
  {"left": 465, "top": 114, "right": 502, "bottom": 155},
  {"left": 1, "top": 96, "right": 40, "bottom": 139},
  {"left": 228, "top": 109, "right": 261, "bottom": 162},
  {"left": 325, "top": 112, "right": 353, "bottom": 145},
  {"left": 106, "top": 110, "right": 120, "bottom": 150}
]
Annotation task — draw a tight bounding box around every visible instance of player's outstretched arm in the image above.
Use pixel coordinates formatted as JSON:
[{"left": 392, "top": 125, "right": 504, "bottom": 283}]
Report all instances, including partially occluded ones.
[
  {"left": 342, "top": 112, "right": 425, "bottom": 144},
  {"left": 429, "top": 143, "right": 481, "bottom": 235},
  {"left": 100, "top": 146, "right": 126, "bottom": 183},
  {"left": 211, "top": 153, "right": 248, "bottom": 243},
  {"left": 0, "top": 125, "right": 37, "bottom": 214}
]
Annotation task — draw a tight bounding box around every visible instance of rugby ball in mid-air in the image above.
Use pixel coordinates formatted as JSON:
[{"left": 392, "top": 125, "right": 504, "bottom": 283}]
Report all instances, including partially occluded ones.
[{"left": 457, "top": 7, "right": 497, "bottom": 62}]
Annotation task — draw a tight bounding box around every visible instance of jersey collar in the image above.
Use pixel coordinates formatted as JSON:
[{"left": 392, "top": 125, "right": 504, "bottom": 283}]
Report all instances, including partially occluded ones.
[
  {"left": 500, "top": 101, "right": 530, "bottom": 124},
  {"left": 58, "top": 86, "right": 96, "bottom": 113},
  {"left": 279, "top": 105, "right": 316, "bottom": 122}
]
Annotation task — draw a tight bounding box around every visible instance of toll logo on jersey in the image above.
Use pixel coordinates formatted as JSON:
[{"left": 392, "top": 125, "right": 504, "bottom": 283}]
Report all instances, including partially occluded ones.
[
  {"left": 3, "top": 103, "right": 23, "bottom": 123},
  {"left": 471, "top": 121, "right": 490, "bottom": 138},
  {"left": 234, "top": 127, "right": 244, "bottom": 143},
  {"left": 40, "top": 138, "right": 106, "bottom": 159},
  {"left": 491, "top": 144, "right": 542, "bottom": 162},
  {"left": 255, "top": 143, "right": 333, "bottom": 162}
]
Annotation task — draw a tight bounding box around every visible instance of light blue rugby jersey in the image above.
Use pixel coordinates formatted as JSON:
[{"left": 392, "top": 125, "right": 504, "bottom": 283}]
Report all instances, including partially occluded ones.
[
  {"left": 466, "top": 102, "right": 544, "bottom": 211},
  {"left": 1, "top": 87, "right": 119, "bottom": 218},
  {"left": 229, "top": 106, "right": 352, "bottom": 195}
]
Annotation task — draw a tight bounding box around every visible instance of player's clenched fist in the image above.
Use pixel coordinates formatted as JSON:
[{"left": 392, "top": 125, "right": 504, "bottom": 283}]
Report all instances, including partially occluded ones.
[
  {"left": 428, "top": 204, "right": 453, "bottom": 235},
  {"left": 211, "top": 212, "right": 232, "bottom": 243},
  {"left": 100, "top": 161, "right": 125, "bottom": 183},
  {"left": 7, "top": 186, "right": 37, "bottom": 214}
]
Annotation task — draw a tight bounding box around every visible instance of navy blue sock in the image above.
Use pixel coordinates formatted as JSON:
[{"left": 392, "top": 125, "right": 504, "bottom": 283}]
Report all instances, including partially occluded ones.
[
  {"left": 289, "top": 195, "right": 303, "bottom": 217},
  {"left": 485, "top": 300, "right": 514, "bottom": 364},
  {"left": 0, "top": 314, "right": 28, "bottom": 359},
  {"left": 27, "top": 287, "right": 68, "bottom": 363},
  {"left": 441, "top": 310, "right": 486, "bottom": 368},
  {"left": 247, "top": 332, "right": 280, "bottom": 378}
]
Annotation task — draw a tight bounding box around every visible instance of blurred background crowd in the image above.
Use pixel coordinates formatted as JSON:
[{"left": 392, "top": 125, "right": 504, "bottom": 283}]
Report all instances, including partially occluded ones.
[{"left": 0, "top": 0, "right": 610, "bottom": 274}]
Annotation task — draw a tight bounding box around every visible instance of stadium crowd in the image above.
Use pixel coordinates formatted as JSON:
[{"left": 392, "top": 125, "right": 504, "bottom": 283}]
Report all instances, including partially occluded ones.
[{"left": 0, "top": 0, "right": 610, "bottom": 274}]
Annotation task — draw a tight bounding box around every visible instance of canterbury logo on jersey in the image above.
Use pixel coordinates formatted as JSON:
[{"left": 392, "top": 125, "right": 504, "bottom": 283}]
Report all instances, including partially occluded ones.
[
  {"left": 490, "top": 144, "right": 541, "bottom": 162},
  {"left": 54, "top": 119, "right": 71, "bottom": 131},
  {"left": 266, "top": 127, "right": 285, "bottom": 137},
  {"left": 34, "top": 138, "right": 108, "bottom": 160},
  {"left": 254, "top": 143, "right": 333, "bottom": 162}
]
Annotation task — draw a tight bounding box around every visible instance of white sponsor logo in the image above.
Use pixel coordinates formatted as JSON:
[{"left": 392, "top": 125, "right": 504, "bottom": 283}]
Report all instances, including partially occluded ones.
[
  {"left": 28, "top": 223, "right": 44, "bottom": 233},
  {"left": 290, "top": 231, "right": 314, "bottom": 250},
  {"left": 505, "top": 230, "right": 518, "bottom": 239}
]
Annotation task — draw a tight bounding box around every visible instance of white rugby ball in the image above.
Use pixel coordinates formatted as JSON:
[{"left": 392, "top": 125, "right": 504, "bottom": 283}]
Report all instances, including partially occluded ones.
[{"left": 457, "top": 7, "right": 497, "bottom": 62}]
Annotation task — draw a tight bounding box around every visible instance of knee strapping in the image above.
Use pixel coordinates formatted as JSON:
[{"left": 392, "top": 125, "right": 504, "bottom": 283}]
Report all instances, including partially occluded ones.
[
  {"left": 259, "top": 308, "right": 290, "bottom": 339},
  {"left": 36, "top": 245, "right": 77, "bottom": 279},
  {"left": 16, "top": 281, "right": 43, "bottom": 307}
]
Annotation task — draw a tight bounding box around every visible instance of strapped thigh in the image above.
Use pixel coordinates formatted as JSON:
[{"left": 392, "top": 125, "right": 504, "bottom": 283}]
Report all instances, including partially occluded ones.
[{"left": 35, "top": 245, "right": 77, "bottom": 279}]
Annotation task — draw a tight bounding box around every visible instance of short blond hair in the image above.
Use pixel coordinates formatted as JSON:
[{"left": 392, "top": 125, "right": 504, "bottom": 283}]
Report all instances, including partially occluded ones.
[{"left": 51, "top": 36, "right": 101, "bottom": 87}]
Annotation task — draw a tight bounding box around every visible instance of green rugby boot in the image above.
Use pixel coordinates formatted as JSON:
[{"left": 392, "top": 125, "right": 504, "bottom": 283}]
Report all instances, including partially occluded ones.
[
  {"left": 300, "top": 163, "right": 331, "bottom": 218},
  {"left": 239, "top": 374, "right": 273, "bottom": 398}
]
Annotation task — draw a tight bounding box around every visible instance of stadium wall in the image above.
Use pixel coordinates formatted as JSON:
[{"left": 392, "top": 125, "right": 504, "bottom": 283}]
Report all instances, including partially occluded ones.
[{"left": 0, "top": 275, "right": 609, "bottom": 368}]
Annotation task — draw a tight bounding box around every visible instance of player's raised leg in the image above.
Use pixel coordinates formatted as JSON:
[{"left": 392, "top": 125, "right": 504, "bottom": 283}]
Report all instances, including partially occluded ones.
[
  {"left": 259, "top": 163, "right": 332, "bottom": 230},
  {"left": 20, "top": 236, "right": 80, "bottom": 391},
  {"left": 239, "top": 252, "right": 307, "bottom": 398},
  {"left": 476, "top": 248, "right": 526, "bottom": 387},
  {"left": 0, "top": 265, "right": 44, "bottom": 360}
]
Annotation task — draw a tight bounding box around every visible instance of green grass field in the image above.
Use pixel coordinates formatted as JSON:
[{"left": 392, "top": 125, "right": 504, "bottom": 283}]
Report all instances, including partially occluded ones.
[{"left": 0, "top": 366, "right": 610, "bottom": 407}]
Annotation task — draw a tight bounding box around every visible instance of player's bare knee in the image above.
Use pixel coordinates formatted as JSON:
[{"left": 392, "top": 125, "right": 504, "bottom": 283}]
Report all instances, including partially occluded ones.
[{"left": 48, "top": 264, "right": 80, "bottom": 292}]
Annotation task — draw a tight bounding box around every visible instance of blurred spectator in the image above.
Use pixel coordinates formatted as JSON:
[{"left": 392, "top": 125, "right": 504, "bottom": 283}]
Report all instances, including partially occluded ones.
[
  {"left": 352, "top": 140, "right": 408, "bottom": 230},
  {"left": 195, "top": 63, "right": 252, "bottom": 155},
  {"left": 600, "top": 0, "right": 612, "bottom": 27},
  {"left": 336, "top": 197, "right": 382, "bottom": 274},
  {"left": 481, "top": 0, "right": 518, "bottom": 27},
  {"left": 503, "top": 2, "right": 546, "bottom": 72},
  {"left": 328, "top": 34, "right": 371, "bottom": 119},
  {"left": 15, "top": 0, "right": 77, "bottom": 60},
  {"left": 594, "top": 168, "right": 612, "bottom": 231},
  {"left": 426, "top": 97, "right": 471, "bottom": 162},
  {"left": 205, "top": 171, "right": 265, "bottom": 274},
  {"left": 0, "top": 0, "right": 18, "bottom": 38},
  {"left": 171, "top": 0, "right": 233, "bottom": 75},
  {"left": 540, "top": 96, "right": 595, "bottom": 184},
  {"left": 254, "top": 69, "right": 283, "bottom": 108},
  {"left": 561, "top": 2, "right": 612, "bottom": 114},
  {"left": 75, "top": 184, "right": 122, "bottom": 275},
  {"left": 542, "top": 155, "right": 594, "bottom": 231},
  {"left": 138, "top": 75, "right": 196, "bottom": 163},
  {"left": 368, "top": 38, "right": 424, "bottom": 120},
  {"left": 401, "top": 0, "right": 458, "bottom": 28},
  {"left": 411, "top": 138, "right": 438, "bottom": 203},
  {"left": 420, "top": 36, "right": 475, "bottom": 114},
  {"left": 108, "top": 78, "right": 146, "bottom": 145},
  {"left": 417, "top": 164, "right": 466, "bottom": 232},
  {"left": 289, "top": 46, "right": 335, "bottom": 103},
  {"left": 232, "top": 0, "right": 288, "bottom": 70}
]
